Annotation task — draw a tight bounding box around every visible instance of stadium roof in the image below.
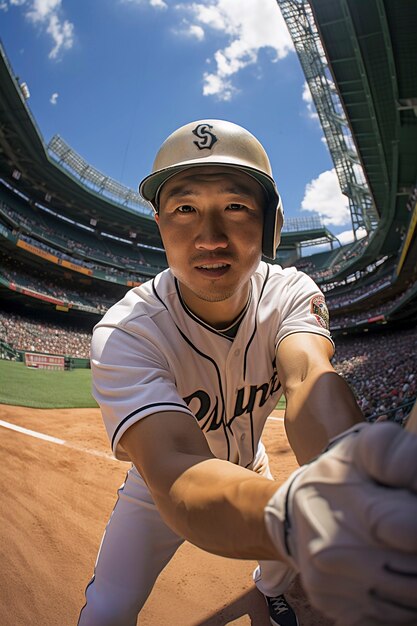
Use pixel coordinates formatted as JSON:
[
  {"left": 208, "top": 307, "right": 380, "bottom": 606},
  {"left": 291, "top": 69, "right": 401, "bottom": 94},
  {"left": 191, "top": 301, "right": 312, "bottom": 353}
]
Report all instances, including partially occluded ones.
[
  {"left": 0, "top": 43, "right": 161, "bottom": 247},
  {"left": 309, "top": 0, "right": 417, "bottom": 273}
]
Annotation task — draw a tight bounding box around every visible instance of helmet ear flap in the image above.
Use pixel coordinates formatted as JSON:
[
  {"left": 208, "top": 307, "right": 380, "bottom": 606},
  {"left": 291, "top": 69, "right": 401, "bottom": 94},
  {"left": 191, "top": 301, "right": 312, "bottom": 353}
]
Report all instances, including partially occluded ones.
[{"left": 263, "top": 197, "right": 284, "bottom": 259}]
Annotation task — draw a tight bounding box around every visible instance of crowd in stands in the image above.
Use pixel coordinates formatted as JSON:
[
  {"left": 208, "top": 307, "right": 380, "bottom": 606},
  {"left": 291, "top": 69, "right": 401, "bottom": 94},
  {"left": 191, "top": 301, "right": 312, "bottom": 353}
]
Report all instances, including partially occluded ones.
[
  {"left": 293, "top": 240, "right": 384, "bottom": 289},
  {"left": 326, "top": 276, "right": 391, "bottom": 309},
  {"left": 406, "top": 184, "right": 417, "bottom": 213},
  {"left": 0, "top": 311, "right": 92, "bottom": 358},
  {"left": 0, "top": 252, "right": 115, "bottom": 313},
  {"left": 0, "top": 199, "right": 378, "bottom": 291},
  {"left": 1, "top": 308, "right": 415, "bottom": 424},
  {"left": 0, "top": 201, "right": 163, "bottom": 277},
  {"left": 330, "top": 282, "right": 416, "bottom": 328},
  {"left": 297, "top": 245, "right": 400, "bottom": 305},
  {"left": 65, "top": 236, "right": 151, "bottom": 271},
  {"left": 18, "top": 232, "right": 151, "bottom": 284},
  {"left": 1, "top": 237, "right": 414, "bottom": 327},
  {"left": 4, "top": 198, "right": 408, "bottom": 318},
  {"left": 333, "top": 327, "right": 417, "bottom": 423},
  {"left": 293, "top": 259, "right": 316, "bottom": 275},
  {"left": 307, "top": 238, "right": 370, "bottom": 282}
]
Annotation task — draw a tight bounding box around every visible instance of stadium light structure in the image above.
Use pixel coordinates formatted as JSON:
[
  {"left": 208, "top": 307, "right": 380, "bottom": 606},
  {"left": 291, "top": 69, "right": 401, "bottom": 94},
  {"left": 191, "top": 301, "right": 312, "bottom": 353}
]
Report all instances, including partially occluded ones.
[
  {"left": 282, "top": 215, "right": 323, "bottom": 232},
  {"left": 19, "top": 82, "right": 30, "bottom": 100},
  {"left": 276, "top": 0, "right": 379, "bottom": 238},
  {"left": 47, "top": 135, "right": 154, "bottom": 217}
]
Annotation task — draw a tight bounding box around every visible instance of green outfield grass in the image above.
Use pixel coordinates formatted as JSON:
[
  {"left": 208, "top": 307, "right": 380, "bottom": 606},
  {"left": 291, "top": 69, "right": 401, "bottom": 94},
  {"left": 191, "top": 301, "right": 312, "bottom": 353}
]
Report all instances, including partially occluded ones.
[
  {"left": 0, "top": 360, "right": 98, "bottom": 408},
  {"left": 276, "top": 396, "right": 286, "bottom": 411},
  {"left": 0, "top": 359, "right": 287, "bottom": 411}
]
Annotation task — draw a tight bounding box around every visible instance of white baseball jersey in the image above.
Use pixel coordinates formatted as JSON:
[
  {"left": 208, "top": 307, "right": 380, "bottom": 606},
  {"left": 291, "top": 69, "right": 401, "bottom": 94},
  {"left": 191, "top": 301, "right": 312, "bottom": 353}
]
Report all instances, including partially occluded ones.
[{"left": 91, "top": 261, "right": 333, "bottom": 464}]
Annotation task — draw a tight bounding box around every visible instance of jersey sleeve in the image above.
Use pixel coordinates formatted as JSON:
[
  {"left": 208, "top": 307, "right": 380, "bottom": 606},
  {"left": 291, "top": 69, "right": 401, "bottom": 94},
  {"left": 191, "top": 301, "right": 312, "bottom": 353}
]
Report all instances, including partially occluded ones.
[
  {"left": 274, "top": 269, "right": 334, "bottom": 352},
  {"left": 91, "top": 324, "right": 195, "bottom": 461}
]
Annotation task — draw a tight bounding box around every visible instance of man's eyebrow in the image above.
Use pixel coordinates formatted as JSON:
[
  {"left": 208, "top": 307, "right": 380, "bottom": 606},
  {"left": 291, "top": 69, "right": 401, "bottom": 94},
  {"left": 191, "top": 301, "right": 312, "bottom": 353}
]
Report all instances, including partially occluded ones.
[
  {"left": 164, "top": 183, "right": 258, "bottom": 200},
  {"left": 164, "top": 186, "right": 202, "bottom": 199},
  {"left": 219, "top": 184, "right": 257, "bottom": 197}
]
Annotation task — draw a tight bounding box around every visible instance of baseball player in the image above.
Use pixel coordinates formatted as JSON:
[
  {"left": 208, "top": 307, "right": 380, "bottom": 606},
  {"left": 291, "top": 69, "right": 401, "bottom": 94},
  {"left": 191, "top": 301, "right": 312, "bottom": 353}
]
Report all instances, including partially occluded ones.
[{"left": 79, "top": 120, "right": 417, "bottom": 626}]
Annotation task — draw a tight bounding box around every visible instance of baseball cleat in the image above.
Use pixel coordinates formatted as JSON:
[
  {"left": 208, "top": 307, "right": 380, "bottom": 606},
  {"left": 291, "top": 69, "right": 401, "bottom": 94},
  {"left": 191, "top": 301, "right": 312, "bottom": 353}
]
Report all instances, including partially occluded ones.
[{"left": 264, "top": 594, "right": 299, "bottom": 626}]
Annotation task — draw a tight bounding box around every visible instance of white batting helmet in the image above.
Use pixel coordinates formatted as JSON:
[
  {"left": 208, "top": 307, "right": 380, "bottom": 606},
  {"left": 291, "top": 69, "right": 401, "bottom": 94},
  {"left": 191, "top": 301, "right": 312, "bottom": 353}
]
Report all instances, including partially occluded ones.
[{"left": 139, "top": 119, "right": 283, "bottom": 259}]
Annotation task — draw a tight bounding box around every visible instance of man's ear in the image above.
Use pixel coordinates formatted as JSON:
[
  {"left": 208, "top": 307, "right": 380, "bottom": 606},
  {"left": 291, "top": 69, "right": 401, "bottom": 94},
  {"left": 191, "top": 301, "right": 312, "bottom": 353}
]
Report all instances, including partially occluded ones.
[{"left": 154, "top": 212, "right": 160, "bottom": 225}]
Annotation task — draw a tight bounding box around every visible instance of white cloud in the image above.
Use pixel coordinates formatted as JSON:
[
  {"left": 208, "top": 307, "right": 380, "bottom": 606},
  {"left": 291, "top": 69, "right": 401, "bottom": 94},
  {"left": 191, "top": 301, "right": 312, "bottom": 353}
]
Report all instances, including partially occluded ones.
[
  {"left": 50, "top": 91, "right": 58, "bottom": 104},
  {"left": 176, "top": 0, "right": 294, "bottom": 100},
  {"left": 302, "top": 81, "right": 312, "bottom": 103},
  {"left": 301, "top": 168, "right": 350, "bottom": 227},
  {"left": 302, "top": 81, "right": 319, "bottom": 120},
  {"left": 187, "top": 23, "right": 205, "bottom": 40},
  {"left": 120, "top": 0, "right": 167, "bottom": 8},
  {"left": 26, "top": 0, "right": 61, "bottom": 21},
  {"left": 45, "top": 13, "right": 74, "bottom": 58},
  {"left": 2, "top": 0, "right": 26, "bottom": 7},
  {"left": 336, "top": 227, "right": 367, "bottom": 245},
  {"left": 203, "top": 72, "right": 235, "bottom": 100},
  {"left": 174, "top": 20, "right": 205, "bottom": 40},
  {"left": 117, "top": 0, "right": 293, "bottom": 100},
  {"left": 6, "top": 0, "right": 74, "bottom": 59}
]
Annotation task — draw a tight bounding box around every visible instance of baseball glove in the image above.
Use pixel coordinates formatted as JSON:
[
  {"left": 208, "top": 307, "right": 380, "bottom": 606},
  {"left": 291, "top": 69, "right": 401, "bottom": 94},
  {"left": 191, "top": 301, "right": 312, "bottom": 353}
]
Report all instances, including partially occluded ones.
[{"left": 264, "top": 422, "right": 417, "bottom": 626}]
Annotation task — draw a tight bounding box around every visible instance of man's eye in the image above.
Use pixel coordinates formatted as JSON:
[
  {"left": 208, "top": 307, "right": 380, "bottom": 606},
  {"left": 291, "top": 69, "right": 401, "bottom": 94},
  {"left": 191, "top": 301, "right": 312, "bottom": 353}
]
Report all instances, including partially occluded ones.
[
  {"left": 227, "top": 203, "right": 246, "bottom": 211},
  {"left": 176, "top": 205, "right": 195, "bottom": 213}
]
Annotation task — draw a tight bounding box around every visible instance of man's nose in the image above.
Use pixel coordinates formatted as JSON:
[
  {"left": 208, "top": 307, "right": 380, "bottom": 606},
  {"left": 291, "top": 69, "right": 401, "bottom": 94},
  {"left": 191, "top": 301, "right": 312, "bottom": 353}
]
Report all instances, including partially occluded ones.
[{"left": 195, "top": 213, "right": 228, "bottom": 249}]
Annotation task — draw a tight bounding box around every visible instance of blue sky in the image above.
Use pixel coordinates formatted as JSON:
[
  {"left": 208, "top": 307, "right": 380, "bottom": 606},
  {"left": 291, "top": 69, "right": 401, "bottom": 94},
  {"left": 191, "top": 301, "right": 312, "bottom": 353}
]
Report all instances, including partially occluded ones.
[{"left": 1, "top": 0, "right": 357, "bottom": 244}]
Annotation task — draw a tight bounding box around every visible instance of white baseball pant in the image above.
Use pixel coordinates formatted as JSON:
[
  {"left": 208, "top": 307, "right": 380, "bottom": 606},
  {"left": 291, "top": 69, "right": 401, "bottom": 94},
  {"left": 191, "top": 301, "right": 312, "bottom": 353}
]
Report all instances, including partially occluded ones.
[{"left": 78, "top": 443, "right": 295, "bottom": 626}]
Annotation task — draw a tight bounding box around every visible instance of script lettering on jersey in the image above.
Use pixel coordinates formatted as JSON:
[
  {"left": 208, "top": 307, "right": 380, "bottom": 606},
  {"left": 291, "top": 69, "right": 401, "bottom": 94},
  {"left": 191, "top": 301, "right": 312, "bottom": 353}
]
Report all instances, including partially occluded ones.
[
  {"left": 183, "top": 389, "right": 223, "bottom": 431},
  {"left": 183, "top": 359, "right": 281, "bottom": 432},
  {"left": 232, "top": 359, "right": 281, "bottom": 421}
]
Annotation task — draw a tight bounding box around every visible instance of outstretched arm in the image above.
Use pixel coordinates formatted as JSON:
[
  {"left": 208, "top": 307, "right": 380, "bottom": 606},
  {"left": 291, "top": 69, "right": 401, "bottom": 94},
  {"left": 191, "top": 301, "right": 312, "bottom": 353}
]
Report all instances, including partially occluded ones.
[
  {"left": 118, "top": 369, "right": 417, "bottom": 626},
  {"left": 276, "top": 332, "right": 363, "bottom": 464},
  {"left": 120, "top": 410, "right": 280, "bottom": 559},
  {"left": 120, "top": 407, "right": 417, "bottom": 626}
]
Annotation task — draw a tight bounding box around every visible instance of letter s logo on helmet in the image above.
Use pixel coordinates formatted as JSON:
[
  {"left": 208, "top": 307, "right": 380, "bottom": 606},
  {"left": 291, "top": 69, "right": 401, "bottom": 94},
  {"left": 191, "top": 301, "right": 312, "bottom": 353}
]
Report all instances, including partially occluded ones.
[{"left": 192, "top": 124, "right": 218, "bottom": 150}]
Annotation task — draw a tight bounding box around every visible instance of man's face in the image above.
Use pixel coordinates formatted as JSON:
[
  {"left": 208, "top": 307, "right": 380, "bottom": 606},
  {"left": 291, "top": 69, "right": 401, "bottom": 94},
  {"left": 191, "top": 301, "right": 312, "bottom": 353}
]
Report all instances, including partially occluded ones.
[{"left": 156, "top": 166, "right": 264, "bottom": 313}]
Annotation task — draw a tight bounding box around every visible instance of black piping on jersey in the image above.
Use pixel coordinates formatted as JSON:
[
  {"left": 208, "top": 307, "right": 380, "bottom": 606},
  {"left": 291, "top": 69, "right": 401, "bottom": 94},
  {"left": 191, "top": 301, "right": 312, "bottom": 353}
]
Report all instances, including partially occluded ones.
[
  {"left": 246, "top": 410, "right": 256, "bottom": 469},
  {"left": 240, "top": 264, "right": 270, "bottom": 468},
  {"left": 177, "top": 280, "right": 252, "bottom": 341},
  {"left": 111, "top": 401, "right": 190, "bottom": 451},
  {"left": 152, "top": 278, "right": 232, "bottom": 461},
  {"left": 175, "top": 279, "right": 234, "bottom": 341},
  {"left": 243, "top": 263, "right": 270, "bottom": 381},
  {"left": 276, "top": 329, "right": 335, "bottom": 352}
]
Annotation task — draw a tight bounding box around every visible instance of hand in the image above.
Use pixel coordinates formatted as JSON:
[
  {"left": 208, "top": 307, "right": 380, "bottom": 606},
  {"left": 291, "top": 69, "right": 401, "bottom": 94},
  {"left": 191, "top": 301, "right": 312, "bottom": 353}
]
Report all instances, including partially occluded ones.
[{"left": 264, "top": 422, "right": 417, "bottom": 625}]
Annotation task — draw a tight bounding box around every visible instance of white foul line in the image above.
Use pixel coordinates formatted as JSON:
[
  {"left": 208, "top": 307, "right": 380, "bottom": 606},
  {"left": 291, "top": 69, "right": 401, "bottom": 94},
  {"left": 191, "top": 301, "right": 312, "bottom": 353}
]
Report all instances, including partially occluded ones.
[
  {"left": 0, "top": 419, "right": 114, "bottom": 460},
  {"left": 0, "top": 414, "right": 283, "bottom": 459}
]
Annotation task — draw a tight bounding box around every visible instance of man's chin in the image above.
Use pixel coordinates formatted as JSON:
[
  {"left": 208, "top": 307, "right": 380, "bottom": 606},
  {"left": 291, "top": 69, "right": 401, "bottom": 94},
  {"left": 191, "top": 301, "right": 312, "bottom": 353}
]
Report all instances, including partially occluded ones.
[
  {"left": 188, "top": 289, "right": 236, "bottom": 304},
  {"left": 180, "top": 280, "right": 240, "bottom": 304}
]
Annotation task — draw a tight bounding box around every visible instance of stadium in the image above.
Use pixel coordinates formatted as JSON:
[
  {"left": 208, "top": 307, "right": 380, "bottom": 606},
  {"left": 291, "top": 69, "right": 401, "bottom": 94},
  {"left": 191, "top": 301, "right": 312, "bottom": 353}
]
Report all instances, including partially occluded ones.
[{"left": 0, "top": 1, "right": 416, "bottom": 625}]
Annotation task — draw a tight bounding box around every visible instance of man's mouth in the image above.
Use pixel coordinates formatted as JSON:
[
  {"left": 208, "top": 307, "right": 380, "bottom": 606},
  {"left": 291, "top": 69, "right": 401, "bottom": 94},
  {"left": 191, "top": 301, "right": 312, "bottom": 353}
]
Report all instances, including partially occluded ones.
[
  {"left": 197, "top": 263, "right": 229, "bottom": 270},
  {"left": 195, "top": 262, "right": 231, "bottom": 277}
]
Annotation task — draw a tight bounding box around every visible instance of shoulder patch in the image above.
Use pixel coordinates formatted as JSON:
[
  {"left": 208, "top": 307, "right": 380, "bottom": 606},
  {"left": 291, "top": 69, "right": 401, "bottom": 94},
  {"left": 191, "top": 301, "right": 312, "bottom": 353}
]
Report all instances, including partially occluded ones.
[{"left": 310, "top": 294, "right": 329, "bottom": 329}]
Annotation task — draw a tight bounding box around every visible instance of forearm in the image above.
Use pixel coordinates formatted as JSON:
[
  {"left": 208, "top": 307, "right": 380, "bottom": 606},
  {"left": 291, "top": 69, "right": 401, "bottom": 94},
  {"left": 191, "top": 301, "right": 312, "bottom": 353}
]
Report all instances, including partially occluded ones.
[
  {"left": 120, "top": 415, "right": 282, "bottom": 560},
  {"left": 285, "top": 370, "right": 364, "bottom": 465},
  {"left": 155, "top": 457, "right": 280, "bottom": 559}
]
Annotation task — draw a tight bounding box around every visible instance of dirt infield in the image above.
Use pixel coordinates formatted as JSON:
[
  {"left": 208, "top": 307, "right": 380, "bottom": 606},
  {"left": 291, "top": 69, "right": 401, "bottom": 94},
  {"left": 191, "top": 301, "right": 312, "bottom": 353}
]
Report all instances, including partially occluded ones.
[{"left": 0, "top": 404, "right": 333, "bottom": 626}]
